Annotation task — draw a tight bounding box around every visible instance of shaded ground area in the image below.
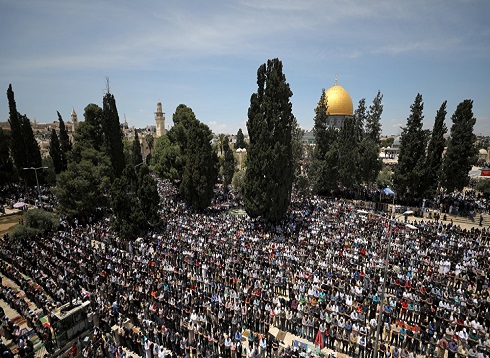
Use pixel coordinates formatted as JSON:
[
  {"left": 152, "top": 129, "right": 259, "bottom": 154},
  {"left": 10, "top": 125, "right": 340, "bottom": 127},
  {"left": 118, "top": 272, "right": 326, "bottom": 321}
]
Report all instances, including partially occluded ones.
[{"left": 0, "top": 212, "right": 22, "bottom": 236}]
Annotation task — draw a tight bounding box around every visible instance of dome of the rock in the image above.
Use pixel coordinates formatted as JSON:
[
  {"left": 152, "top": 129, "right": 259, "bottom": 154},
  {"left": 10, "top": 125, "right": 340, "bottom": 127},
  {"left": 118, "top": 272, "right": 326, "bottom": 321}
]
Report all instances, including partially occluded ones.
[{"left": 323, "top": 84, "right": 354, "bottom": 116}]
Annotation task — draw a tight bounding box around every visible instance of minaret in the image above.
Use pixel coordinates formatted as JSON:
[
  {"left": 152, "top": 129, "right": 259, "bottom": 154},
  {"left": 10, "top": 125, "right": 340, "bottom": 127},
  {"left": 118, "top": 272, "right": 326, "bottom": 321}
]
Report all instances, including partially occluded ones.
[
  {"left": 71, "top": 107, "right": 78, "bottom": 132},
  {"left": 155, "top": 101, "right": 166, "bottom": 137}
]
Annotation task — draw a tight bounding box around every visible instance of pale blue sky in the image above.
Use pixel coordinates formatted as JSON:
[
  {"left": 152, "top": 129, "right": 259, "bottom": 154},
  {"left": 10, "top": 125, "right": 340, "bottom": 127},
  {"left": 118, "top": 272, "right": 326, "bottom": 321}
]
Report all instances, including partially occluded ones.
[{"left": 1, "top": 0, "right": 489, "bottom": 135}]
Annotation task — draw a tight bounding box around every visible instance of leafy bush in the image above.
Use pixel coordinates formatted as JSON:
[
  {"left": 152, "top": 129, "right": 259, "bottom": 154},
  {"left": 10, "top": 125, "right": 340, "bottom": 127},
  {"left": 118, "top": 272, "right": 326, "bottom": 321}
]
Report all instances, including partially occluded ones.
[
  {"left": 475, "top": 179, "right": 490, "bottom": 196},
  {"left": 11, "top": 209, "right": 58, "bottom": 239}
]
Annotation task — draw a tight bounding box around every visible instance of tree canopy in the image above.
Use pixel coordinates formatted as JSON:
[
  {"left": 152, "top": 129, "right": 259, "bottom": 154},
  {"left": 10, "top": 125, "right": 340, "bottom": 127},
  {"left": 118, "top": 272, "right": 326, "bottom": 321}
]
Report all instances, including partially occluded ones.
[
  {"left": 311, "top": 89, "right": 339, "bottom": 194},
  {"left": 235, "top": 128, "right": 247, "bottom": 149},
  {"left": 441, "top": 99, "right": 477, "bottom": 192},
  {"left": 180, "top": 120, "right": 218, "bottom": 210},
  {"left": 102, "top": 92, "right": 125, "bottom": 177},
  {"left": 110, "top": 164, "right": 160, "bottom": 238},
  {"left": 151, "top": 104, "right": 218, "bottom": 210},
  {"left": 49, "top": 128, "right": 63, "bottom": 174},
  {"left": 221, "top": 136, "right": 236, "bottom": 192},
  {"left": 243, "top": 58, "right": 295, "bottom": 221},
  {"left": 394, "top": 94, "right": 427, "bottom": 196},
  {"left": 423, "top": 101, "right": 447, "bottom": 197},
  {"left": 57, "top": 111, "right": 71, "bottom": 169},
  {"left": 131, "top": 130, "right": 143, "bottom": 167},
  {"left": 7, "top": 84, "right": 42, "bottom": 185},
  {"left": 0, "top": 128, "right": 16, "bottom": 184},
  {"left": 53, "top": 145, "right": 112, "bottom": 219}
]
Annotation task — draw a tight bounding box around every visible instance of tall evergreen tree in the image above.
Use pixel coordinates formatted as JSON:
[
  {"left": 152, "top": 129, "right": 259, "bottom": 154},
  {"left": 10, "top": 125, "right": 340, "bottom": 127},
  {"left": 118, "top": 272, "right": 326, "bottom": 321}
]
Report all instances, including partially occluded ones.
[
  {"left": 69, "top": 104, "right": 104, "bottom": 164},
  {"left": 423, "top": 101, "right": 448, "bottom": 197},
  {"left": 441, "top": 99, "right": 477, "bottom": 192},
  {"left": 357, "top": 93, "right": 383, "bottom": 185},
  {"left": 338, "top": 117, "right": 359, "bottom": 188},
  {"left": 312, "top": 89, "right": 339, "bottom": 193},
  {"left": 222, "top": 136, "right": 236, "bottom": 192},
  {"left": 151, "top": 135, "right": 183, "bottom": 180},
  {"left": 131, "top": 130, "right": 143, "bottom": 168},
  {"left": 80, "top": 104, "right": 103, "bottom": 150},
  {"left": 217, "top": 133, "right": 226, "bottom": 156},
  {"left": 7, "top": 84, "right": 42, "bottom": 185},
  {"left": 394, "top": 93, "right": 427, "bottom": 196},
  {"left": 353, "top": 98, "right": 367, "bottom": 143},
  {"left": 20, "top": 113, "right": 43, "bottom": 174},
  {"left": 137, "top": 165, "right": 160, "bottom": 227},
  {"left": 243, "top": 58, "right": 295, "bottom": 221},
  {"left": 57, "top": 111, "right": 71, "bottom": 170},
  {"left": 0, "top": 128, "right": 16, "bottom": 184},
  {"left": 57, "top": 111, "right": 72, "bottom": 153},
  {"left": 365, "top": 90, "right": 383, "bottom": 144},
  {"left": 49, "top": 129, "right": 64, "bottom": 174},
  {"left": 53, "top": 146, "right": 112, "bottom": 219},
  {"left": 7, "top": 84, "right": 25, "bottom": 174},
  {"left": 110, "top": 165, "right": 145, "bottom": 238},
  {"left": 235, "top": 128, "right": 247, "bottom": 149},
  {"left": 102, "top": 92, "right": 125, "bottom": 177},
  {"left": 152, "top": 104, "right": 218, "bottom": 209},
  {"left": 291, "top": 117, "right": 305, "bottom": 188},
  {"left": 313, "top": 90, "right": 330, "bottom": 161},
  {"left": 145, "top": 134, "right": 154, "bottom": 164},
  {"left": 180, "top": 120, "right": 218, "bottom": 210}
]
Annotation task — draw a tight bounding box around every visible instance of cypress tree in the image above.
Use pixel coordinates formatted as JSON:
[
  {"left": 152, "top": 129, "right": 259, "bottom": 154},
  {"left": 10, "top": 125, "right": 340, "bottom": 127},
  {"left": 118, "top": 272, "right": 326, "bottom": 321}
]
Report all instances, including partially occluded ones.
[
  {"left": 102, "top": 92, "right": 125, "bottom": 177},
  {"left": 338, "top": 117, "right": 358, "bottom": 188},
  {"left": 110, "top": 165, "right": 145, "bottom": 238},
  {"left": 20, "top": 113, "right": 43, "bottom": 173},
  {"left": 312, "top": 89, "right": 339, "bottom": 194},
  {"left": 423, "top": 101, "right": 447, "bottom": 197},
  {"left": 131, "top": 130, "right": 143, "bottom": 168},
  {"left": 354, "top": 98, "right": 366, "bottom": 143},
  {"left": 7, "top": 84, "right": 25, "bottom": 178},
  {"left": 180, "top": 121, "right": 218, "bottom": 210},
  {"left": 365, "top": 91, "right": 383, "bottom": 144},
  {"left": 235, "top": 128, "right": 247, "bottom": 149},
  {"left": 394, "top": 93, "right": 427, "bottom": 196},
  {"left": 222, "top": 136, "right": 236, "bottom": 192},
  {"left": 57, "top": 111, "right": 71, "bottom": 170},
  {"left": 58, "top": 111, "right": 72, "bottom": 152},
  {"left": 7, "top": 84, "right": 42, "bottom": 185},
  {"left": 137, "top": 165, "right": 160, "bottom": 227},
  {"left": 79, "top": 104, "right": 103, "bottom": 151},
  {"left": 49, "top": 128, "right": 63, "bottom": 174},
  {"left": 243, "top": 58, "right": 295, "bottom": 221},
  {"left": 0, "top": 128, "right": 15, "bottom": 184},
  {"left": 291, "top": 117, "right": 305, "bottom": 188},
  {"left": 441, "top": 100, "right": 477, "bottom": 192},
  {"left": 313, "top": 90, "right": 330, "bottom": 161},
  {"left": 358, "top": 92, "right": 383, "bottom": 185}
]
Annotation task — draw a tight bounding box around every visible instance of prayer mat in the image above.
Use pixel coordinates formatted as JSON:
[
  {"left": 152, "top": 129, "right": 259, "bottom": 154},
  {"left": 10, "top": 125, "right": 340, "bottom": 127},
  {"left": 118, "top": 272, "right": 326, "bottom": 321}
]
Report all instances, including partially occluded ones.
[{"left": 276, "top": 330, "right": 287, "bottom": 342}]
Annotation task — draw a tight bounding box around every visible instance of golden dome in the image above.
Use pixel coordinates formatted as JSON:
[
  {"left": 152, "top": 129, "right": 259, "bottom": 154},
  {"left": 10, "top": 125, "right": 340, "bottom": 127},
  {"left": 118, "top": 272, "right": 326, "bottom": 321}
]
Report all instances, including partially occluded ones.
[{"left": 323, "top": 84, "right": 353, "bottom": 116}]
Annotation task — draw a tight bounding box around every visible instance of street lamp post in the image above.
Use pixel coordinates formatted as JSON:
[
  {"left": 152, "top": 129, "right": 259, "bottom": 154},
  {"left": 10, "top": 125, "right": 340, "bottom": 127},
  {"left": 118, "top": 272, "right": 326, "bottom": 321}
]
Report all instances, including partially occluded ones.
[{"left": 23, "top": 166, "right": 48, "bottom": 206}]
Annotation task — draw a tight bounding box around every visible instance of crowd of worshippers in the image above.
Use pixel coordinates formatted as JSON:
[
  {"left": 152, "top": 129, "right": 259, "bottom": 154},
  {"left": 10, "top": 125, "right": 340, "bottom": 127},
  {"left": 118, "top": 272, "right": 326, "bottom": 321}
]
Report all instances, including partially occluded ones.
[
  {"left": 0, "top": 283, "right": 41, "bottom": 357},
  {"left": 0, "top": 183, "right": 55, "bottom": 212},
  {"left": 1, "top": 178, "right": 490, "bottom": 358}
]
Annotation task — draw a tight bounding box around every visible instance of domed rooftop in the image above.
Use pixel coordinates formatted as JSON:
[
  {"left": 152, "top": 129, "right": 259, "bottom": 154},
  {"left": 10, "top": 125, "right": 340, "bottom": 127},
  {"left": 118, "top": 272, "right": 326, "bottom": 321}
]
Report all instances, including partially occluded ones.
[
  {"left": 323, "top": 83, "right": 353, "bottom": 116},
  {"left": 479, "top": 148, "right": 488, "bottom": 155}
]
